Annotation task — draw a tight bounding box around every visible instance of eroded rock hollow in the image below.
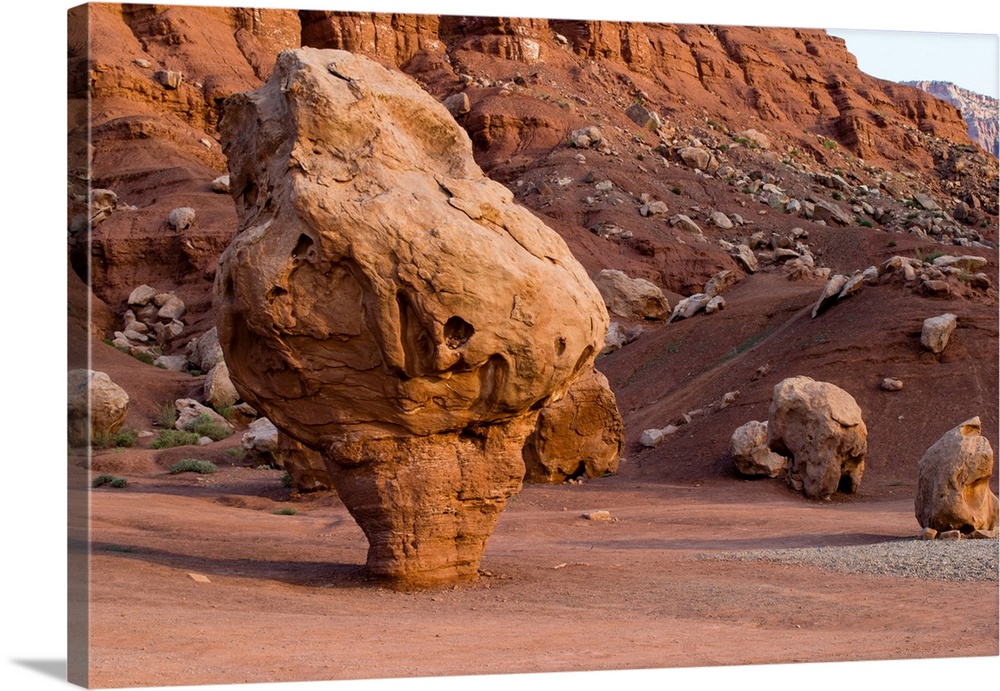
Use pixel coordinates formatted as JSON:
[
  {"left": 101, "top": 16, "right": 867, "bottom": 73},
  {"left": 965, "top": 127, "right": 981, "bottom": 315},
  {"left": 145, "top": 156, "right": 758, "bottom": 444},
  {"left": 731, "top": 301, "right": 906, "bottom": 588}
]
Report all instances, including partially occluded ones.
[{"left": 214, "top": 48, "right": 608, "bottom": 585}]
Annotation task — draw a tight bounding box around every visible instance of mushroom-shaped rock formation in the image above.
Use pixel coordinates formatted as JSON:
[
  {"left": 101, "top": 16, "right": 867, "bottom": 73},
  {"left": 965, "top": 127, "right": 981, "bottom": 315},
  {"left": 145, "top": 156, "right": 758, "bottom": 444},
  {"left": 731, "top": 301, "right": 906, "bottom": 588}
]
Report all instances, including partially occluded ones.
[
  {"left": 214, "top": 48, "right": 608, "bottom": 586},
  {"left": 766, "top": 376, "right": 868, "bottom": 499},
  {"left": 522, "top": 367, "right": 624, "bottom": 483},
  {"left": 915, "top": 417, "right": 999, "bottom": 535}
]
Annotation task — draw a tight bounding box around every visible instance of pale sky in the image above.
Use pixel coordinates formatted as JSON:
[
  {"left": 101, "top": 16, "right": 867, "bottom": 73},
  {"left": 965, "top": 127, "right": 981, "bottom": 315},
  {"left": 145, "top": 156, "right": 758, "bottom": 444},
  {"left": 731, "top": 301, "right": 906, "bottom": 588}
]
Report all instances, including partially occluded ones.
[{"left": 828, "top": 28, "right": 999, "bottom": 98}]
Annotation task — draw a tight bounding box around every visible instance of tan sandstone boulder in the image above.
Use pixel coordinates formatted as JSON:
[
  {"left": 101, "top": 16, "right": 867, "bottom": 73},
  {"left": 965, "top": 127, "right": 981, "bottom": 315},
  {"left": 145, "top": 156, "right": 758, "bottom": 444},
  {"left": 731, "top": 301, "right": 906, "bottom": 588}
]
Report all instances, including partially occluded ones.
[
  {"left": 522, "top": 367, "right": 624, "bottom": 483},
  {"left": 766, "top": 376, "right": 867, "bottom": 499},
  {"left": 592, "top": 269, "right": 670, "bottom": 322},
  {"left": 67, "top": 369, "right": 129, "bottom": 447},
  {"left": 920, "top": 313, "right": 957, "bottom": 354},
  {"left": 214, "top": 48, "right": 607, "bottom": 586},
  {"left": 730, "top": 420, "right": 786, "bottom": 478},
  {"left": 915, "top": 417, "right": 999, "bottom": 534}
]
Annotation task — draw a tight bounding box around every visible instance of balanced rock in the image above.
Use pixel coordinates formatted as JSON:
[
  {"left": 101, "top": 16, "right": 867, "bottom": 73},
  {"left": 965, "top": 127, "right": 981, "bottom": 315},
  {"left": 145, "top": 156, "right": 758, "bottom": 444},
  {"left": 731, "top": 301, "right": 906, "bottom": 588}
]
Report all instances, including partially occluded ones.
[
  {"left": 214, "top": 48, "right": 607, "bottom": 586},
  {"left": 767, "top": 376, "right": 867, "bottom": 499},
  {"left": 592, "top": 269, "right": 670, "bottom": 322},
  {"left": 920, "top": 313, "right": 957, "bottom": 354},
  {"left": 522, "top": 368, "right": 624, "bottom": 483},
  {"left": 67, "top": 369, "right": 129, "bottom": 447},
  {"left": 915, "top": 417, "right": 999, "bottom": 534},
  {"left": 730, "top": 420, "right": 786, "bottom": 478}
]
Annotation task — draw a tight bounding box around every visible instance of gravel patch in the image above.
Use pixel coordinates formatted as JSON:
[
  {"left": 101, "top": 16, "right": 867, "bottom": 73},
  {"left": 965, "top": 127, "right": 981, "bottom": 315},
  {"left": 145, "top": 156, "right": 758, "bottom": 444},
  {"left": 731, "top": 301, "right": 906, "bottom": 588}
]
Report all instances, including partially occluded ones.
[{"left": 701, "top": 538, "right": 998, "bottom": 582}]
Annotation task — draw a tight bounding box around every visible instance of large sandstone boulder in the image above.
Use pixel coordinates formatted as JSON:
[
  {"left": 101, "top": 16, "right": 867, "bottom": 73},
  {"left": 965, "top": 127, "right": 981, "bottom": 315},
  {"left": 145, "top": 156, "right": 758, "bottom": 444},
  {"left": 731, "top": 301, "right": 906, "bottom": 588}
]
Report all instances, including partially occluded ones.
[
  {"left": 522, "top": 367, "right": 624, "bottom": 483},
  {"left": 766, "top": 376, "right": 868, "bottom": 499},
  {"left": 920, "top": 313, "right": 957, "bottom": 354},
  {"left": 592, "top": 269, "right": 669, "bottom": 322},
  {"left": 67, "top": 369, "right": 129, "bottom": 447},
  {"left": 215, "top": 48, "right": 607, "bottom": 586},
  {"left": 730, "top": 420, "right": 786, "bottom": 478},
  {"left": 915, "top": 417, "right": 999, "bottom": 534}
]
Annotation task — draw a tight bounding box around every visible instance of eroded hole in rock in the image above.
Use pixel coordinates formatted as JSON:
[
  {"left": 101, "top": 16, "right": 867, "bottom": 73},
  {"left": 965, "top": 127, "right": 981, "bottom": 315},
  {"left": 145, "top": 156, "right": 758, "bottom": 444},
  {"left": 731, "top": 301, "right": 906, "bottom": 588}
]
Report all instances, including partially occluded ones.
[
  {"left": 837, "top": 474, "right": 855, "bottom": 493},
  {"left": 555, "top": 336, "right": 567, "bottom": 356},
  {"left": 242, "top": 179, "right": 258, "bottom": 208},
  {"left": 292, "top": 233, "right": 314, "bottom": 259},
  {"left": 458, "top": 426, "right": 488, "bottom": 450},
  {"left": 444, "top": 316, "right": 474, "bottom": 348},
  {"left": 396, "top": 291, "right": 435, "bottom": 374},
  {"left": 267, "top": 285, "right": 288, "bottom": 302}
]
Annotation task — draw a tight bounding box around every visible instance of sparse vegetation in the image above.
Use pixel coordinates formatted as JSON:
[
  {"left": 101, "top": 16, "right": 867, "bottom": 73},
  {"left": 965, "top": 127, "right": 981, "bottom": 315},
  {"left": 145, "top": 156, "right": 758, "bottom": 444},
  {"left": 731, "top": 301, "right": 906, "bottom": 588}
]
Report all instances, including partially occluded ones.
[
  {"left": 857, "top": 217, "right": 873, "bottom": 228},
  {"left": 732, "top": 135, "right": 756, "bottom": 149},
  {"left": 157, "top": 402, "right": 178, "bottom": 428},
  {"left": 281, "top": 471, "right": 293, "bottom": 488},
  {"left": 150, "top": 429, "right": 200, "bottom": 449},
  {"left": 671, "top": 185, "right": 681, "bottom": 195},
  {"left": 914, "top": 248, "right": 945, "bottom": 264},
  {"left": 188, "top": 414, "right": 231, "bottom": 442},
  {"left": 272, "top": 507, "right": 297, "bottom": 515},
  {"left": 92, "top": 474, "right": 128, "bottom": 488},
  {"left": 226, "top": 447, "right": 246, "bottom": 461},
  {"left": 169, "top": 459, "right": 218, "bottom": 475},
  {"left": 821, "top": 138, "right": 838, "bottom": 150},
  {"left": 93, "top": 427, "right": 139, "bottom": 449},
  {"left": 831, "top": 190, "right": 842, "bottom": 201},
  {"left": 887, "top": 240, "right": 897, "bottom": 248}
]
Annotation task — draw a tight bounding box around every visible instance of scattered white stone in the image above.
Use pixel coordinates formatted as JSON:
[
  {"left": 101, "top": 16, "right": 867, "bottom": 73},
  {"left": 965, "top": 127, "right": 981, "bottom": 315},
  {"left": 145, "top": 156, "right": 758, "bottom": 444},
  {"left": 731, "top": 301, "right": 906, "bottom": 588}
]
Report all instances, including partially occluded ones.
[
  {"left": 920, "top": 313, "right": 958, "bottom": 354},
  {"left": 167, "top": 207, "right": 196, "bottom": 230}
]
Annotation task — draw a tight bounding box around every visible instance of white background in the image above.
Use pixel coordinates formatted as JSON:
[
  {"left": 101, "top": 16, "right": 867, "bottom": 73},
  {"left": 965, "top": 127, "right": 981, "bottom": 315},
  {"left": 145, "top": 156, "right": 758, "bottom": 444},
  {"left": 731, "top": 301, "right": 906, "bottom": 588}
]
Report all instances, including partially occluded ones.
[{"left": 3, "top": 1, "right": 997, "bottom": 690}]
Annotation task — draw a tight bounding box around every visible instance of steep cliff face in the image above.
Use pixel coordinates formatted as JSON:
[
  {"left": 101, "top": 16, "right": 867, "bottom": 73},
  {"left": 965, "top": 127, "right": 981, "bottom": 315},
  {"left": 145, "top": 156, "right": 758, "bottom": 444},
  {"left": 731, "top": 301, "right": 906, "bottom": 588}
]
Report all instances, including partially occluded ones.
[
  {"left": 71, "top": 5, "right": 996, "bottom": 330},
  {"left": 902, "top": 80, "right": 999, "bottom": 157},
  {"left": 299, "top": 15, "right": 975, "bottom": 171}
]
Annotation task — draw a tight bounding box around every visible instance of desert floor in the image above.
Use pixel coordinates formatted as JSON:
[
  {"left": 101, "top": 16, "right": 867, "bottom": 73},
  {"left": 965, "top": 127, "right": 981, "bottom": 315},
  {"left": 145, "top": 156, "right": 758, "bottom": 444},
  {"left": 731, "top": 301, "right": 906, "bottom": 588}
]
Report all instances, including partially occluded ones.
[{"left": 77, "top": 454, "right": 998, "bottom": 689}]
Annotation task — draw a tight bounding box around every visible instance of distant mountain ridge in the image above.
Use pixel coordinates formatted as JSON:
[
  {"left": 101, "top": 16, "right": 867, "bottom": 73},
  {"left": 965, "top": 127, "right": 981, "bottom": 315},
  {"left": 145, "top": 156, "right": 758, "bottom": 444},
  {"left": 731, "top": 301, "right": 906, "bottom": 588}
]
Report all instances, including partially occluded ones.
[{"left": 902, "top": 80, "right": 999, "bottom": 157}]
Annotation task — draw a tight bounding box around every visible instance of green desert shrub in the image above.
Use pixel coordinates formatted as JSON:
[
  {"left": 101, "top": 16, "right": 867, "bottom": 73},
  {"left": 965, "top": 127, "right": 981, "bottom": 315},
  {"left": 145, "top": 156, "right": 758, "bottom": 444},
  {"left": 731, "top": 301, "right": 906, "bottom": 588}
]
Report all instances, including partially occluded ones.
[
  {"left": 188, "top": 414, "right": 231, "bottom": 442},
  {"left": 272, "top": 507, "right": 297, "bottom": 516},
  {"left": 150, "top": 429, "right": 200, "bottom": 449},
  {"left": 93, "top": 427, "right": 139, "bottom": 449},
  {"left": 169, "top": 459, "right": 218, "bottom": 475},
  {"left": 92, "top": 474, "right": 127, "bottom": 488}
]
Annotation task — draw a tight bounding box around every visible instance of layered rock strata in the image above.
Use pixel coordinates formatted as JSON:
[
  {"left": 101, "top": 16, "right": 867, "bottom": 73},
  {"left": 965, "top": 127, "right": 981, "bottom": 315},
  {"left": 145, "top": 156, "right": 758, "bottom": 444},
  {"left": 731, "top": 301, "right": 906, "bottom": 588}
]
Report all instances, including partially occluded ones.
[{"left": 214, "top": 48, "right": 607, "bottom": 585}]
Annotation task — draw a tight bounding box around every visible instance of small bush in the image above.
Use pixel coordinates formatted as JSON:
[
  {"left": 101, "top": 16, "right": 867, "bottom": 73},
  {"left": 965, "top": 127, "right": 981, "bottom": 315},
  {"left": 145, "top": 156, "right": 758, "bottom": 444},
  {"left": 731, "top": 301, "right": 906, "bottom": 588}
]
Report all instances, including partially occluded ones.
[
  {"left": 822, "top": 138, "right": 838, "bottom": 150},
  {"left": 858, "top": 217, "right": 873, "bottom": 228},
  {"left": 92, "top": 474, "right": 127, "bottom": 488},
  {"left": 156, "top": 402, "right": 177, "bottom": 429},
  {"left": 132, "top": 351, "right": 155, "bottom": 365},
  {"left": 169, "top": 459, "right": 218, "bottom": 475},
  {"left": 189, "top": 413, "right": 231, "bottom": 442},
  {"left": 887, "top": 240, "right": 897, "bottom": 248},
  {"left": 225, "top": 447, "right": 245, "bottom": 461},
  {"left": 272, "top": 507, "right": 297, "bottom": 516},
  {"left": 831, "top": 191, "right": 842, "bottom": 201},
  {"left": 671, "top": 186, "right": 681, "bottom": 195},
  {"left": 93, "top": 427, "right": 139, "bottom": 449},
  {"left": 281, "top": 471, "right": 293, "bottom": 488},
  {"left": 150, "top": 429, "right": 200, "bottom": 449}
]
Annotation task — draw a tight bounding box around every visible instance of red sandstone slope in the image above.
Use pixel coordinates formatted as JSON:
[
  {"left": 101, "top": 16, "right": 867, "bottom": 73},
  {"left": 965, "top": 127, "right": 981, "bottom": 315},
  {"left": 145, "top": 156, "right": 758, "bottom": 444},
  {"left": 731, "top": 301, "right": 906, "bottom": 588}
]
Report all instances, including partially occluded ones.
[{"left": 68, "top": 5, "right": 999, "bottom": 495}]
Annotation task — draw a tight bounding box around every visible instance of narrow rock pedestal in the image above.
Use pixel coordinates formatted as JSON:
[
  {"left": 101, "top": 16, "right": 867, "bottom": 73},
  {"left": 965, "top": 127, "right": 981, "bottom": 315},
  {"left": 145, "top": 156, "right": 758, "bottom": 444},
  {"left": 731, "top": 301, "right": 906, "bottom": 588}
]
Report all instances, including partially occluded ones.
[{"left": 328, "top": 416, "right": 535, "bottom": 585}]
